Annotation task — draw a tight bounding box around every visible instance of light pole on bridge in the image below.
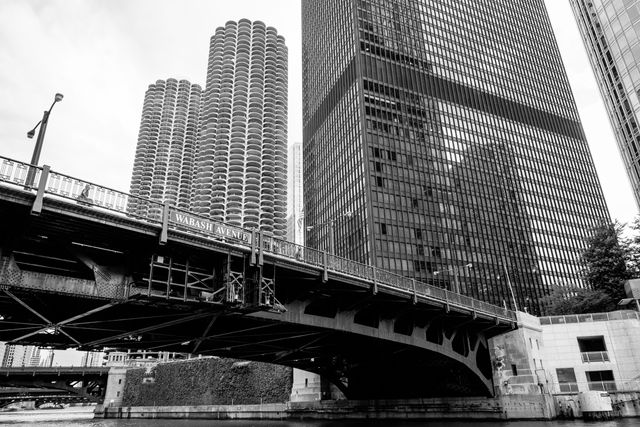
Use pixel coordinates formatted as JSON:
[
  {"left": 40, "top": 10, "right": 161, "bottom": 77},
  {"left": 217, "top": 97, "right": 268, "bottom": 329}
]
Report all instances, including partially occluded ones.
[
  {"left": 25, "top": 93, "right": 64, "bottom": 188},
  {"left": 433, "top": 262, "right": 473, "bottom": 294},
  {"left": 306, "top": 211, "right": 353, "bottom": 254}
]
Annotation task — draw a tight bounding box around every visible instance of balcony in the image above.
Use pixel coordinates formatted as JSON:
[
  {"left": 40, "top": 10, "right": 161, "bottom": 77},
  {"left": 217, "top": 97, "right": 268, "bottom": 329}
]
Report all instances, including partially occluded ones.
[
  {"left": 558, "top": 382, "right": 579, "bottom": 393},
  {"left": 587, "top": 381, "right": 617, "bottom": 392},
  {"left": 581, "top": 351, "right": 610, "bottom": 363}
]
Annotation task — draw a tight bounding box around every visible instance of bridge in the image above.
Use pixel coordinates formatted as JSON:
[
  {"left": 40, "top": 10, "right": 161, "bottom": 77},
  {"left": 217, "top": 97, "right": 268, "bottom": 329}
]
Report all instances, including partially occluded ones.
[
  {"left": 0, "top": 155, "right": 516, "bottom": 399},
  {"left": 0, "top": 366, "right": 108, "bottom": 406},
  {"left": 0, "top": 387, "right": 90, "bottom": 408}
]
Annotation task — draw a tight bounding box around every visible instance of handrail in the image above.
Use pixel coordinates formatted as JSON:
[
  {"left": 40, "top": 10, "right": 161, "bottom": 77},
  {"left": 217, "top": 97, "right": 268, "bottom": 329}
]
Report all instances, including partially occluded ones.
[
  {"left": 541, "top": 310, "right": 640, "bottom": 325},
  {"left": 581, "top": 351, "right": 610, "bottom": 363},
  {"left": 0, "top": 155, "right": 517, "bottom": 322}
]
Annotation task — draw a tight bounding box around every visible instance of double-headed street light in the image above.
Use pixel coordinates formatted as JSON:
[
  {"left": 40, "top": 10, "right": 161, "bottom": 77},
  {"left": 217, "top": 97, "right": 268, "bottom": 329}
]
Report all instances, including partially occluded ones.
[
  {"left": 434, "top": 262, "right": 473, "bottom": 294},
  {"left": 306, "top": 211, "right": 353, "bottom": 255},
  {"left": 25, "top": 93, "right": 64, "bottom": 188}
]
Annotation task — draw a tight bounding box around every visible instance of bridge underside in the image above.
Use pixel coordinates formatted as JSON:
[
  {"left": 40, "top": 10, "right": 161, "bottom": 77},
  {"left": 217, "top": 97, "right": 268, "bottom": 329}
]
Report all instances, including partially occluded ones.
[
  {"left": 0, "top": 186, "right": 515, "bottom": 399},
  {"left": 0, "top": 387, "right": 93, "bottom": 408}
]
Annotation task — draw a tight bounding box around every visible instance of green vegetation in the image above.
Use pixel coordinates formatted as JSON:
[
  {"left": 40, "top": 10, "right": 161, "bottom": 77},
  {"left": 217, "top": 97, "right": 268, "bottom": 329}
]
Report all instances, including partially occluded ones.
[
  {"left": 122, "top": 357, "right": 292, "bottom": 407},
  {"left": 543, "top": 220, "right": 636, "bottom": 315}
]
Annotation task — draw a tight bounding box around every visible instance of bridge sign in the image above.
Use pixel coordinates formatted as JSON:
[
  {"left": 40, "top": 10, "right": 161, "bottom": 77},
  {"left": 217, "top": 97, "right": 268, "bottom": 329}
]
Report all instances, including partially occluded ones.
[{"left": 170, "top": 211, "right": 252, "bottom": 244}]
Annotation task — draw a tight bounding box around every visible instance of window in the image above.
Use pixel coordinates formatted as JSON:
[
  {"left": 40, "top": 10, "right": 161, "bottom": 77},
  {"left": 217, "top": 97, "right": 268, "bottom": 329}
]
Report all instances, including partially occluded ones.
[
  {"left": 376, "top": 176, "right": 384, "bottom": 187},
  {"left": 415, "top": 229, "right": 422, "bottom": 239},
  {"left": 577, "top": 336, "right": 609, "bottom": 363},
  {"left": 511, "top": 364, "right": 518, "bottom": 376},
  {"left": 586, "top": 370, "right": 616, "bottom": 391},
  {"left": 556, "top": 368, "right": 578, "bottom": 392},
  {"left": 380, "top": 223, "right": 387, "bottom": 234},
  {"left": 375, "top": 161, "right": 383, "bottom": 172},
  {"left": 118, "top": 379, "right": 122, "bottom": 385},
  {"left": 412, "top": 198, "right": 419, "bottom": 208}
]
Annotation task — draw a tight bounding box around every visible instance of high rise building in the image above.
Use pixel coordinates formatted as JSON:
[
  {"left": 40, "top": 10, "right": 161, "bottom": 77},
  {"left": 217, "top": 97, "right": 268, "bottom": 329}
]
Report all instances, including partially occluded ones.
[
  {"left": 302, "top": 0, "right": 610, "bottom": 314},
  {"left": 128, "top": 79, "right": 202, "bottom": 217},
  {"left": 0, "top": 343, "right": 40, "bottom": 367},
  {"left": 570, "top": 0, "right": 640, "bottom": 209},
  {"left": 286, "top": 142, "right": 304, "bottom": 244},
  {"left": 193, "top": 19, "right": 288, "bottom": 237}
]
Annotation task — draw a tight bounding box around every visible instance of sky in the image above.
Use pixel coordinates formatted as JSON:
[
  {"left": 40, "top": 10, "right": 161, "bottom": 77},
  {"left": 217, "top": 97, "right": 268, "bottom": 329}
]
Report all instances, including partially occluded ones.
[{"left": 0, "top": 0, "right": 637, "bottom": 225}]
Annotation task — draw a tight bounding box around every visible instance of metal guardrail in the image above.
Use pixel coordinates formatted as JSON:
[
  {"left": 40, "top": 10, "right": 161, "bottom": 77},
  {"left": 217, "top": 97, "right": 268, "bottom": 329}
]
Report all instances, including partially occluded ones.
[
  {"left": 540, "top": 310, "right": 640, "bottom": 325},
  {"left": 581, "top": 351, "right": 610, "bottom": 363},
  {"left": 587, "top": 380, "right": 618, "bottom": 392},
  {"left": 0, "top": 155, "right": 517, "bottom": 322},
  {"left": 555, "top": 379, "right": 640, "bottom": 393}
]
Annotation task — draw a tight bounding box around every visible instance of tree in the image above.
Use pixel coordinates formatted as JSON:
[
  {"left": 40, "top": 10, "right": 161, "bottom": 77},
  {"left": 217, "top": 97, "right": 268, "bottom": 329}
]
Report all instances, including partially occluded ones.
[
  {"left": 542, "top": 285, "right": 614, "bottom": 315},
  {"left": 580, "top": 221, "right": 630, "bottom": 304}
]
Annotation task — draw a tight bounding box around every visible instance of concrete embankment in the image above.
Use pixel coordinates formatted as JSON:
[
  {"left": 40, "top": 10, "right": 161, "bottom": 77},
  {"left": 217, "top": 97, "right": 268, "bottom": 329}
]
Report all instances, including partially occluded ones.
[
  {"left": 0, "top": 406, "right": 96, "bottom": 423},
  {"left": 99, "top": 394, "right": 556, "bottom": 420},
  {"left": 100, "top": 403, "right": 288, "bottom": 420}
]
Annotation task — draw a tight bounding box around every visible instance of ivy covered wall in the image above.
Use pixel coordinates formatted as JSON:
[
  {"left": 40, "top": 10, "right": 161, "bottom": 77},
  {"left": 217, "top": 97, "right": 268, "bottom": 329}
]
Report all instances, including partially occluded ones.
[{"left": 121, "top": 357, "right": 292, "bottom": 406}]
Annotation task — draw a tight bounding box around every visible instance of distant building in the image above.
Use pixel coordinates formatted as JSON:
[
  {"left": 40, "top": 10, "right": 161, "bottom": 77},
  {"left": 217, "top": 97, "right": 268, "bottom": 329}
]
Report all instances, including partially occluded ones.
[
  {"left": 128, "top": 78, "right": 202, "bottom": 217},
  {"left": 286, "top": 142, "right": 303, "bottom": 244},
  {"left": 570, "top": 0, "right": 640, "bottom": 208},
  {"left": 81, "top": 351, "right": 104, "bottom": 367},
  {"left": 0, "top": 343, "right": 40, "bottom": 367},
  {"left": 105, "top": 350, "right": 186, "bottom": 367},
  {"left": 301, "top": 0, "right": 610, "bottom": 314},
  {"left": 193, "top": 19, "right": 288, "bottom": 237}
]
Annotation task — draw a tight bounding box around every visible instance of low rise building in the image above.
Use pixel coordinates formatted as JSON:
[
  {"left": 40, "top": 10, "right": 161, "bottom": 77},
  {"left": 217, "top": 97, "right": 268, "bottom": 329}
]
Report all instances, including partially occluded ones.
[{"left": 540, "top": 310, "right": 640, "bottom": 393}]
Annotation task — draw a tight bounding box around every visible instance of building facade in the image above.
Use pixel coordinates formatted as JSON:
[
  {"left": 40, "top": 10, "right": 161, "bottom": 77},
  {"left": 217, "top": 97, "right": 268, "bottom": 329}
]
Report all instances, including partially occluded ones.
[
  {"left": 301, "top": 0, "right": 610, "bottom": 314},
  {"left": 286, "top": 142, "right": 304, "bottom": 244},
  {"left": 193, "top": 19, "right": 288, "bottom": 237},
  {"left": 570, "top": 0, "right": 640, "bottom": 209},
  {"left": 128, "top": 78, "right": 202, "bottom": 217},
  {"left": 0, "top": 343, "right": 40, "bottom": 367},
  {"left": 540, "top": 310, "right": 640, "bottom": 393}
]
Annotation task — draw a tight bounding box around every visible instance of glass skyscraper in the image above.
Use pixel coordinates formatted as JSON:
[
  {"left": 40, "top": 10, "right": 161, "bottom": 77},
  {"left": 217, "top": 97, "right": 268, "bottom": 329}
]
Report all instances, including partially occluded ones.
[
  {"left": 571, "top": 0, "right": 640, "bottom": 209},
  {"left": 302, "top": 0, "right": 610, "bottom": 314}
]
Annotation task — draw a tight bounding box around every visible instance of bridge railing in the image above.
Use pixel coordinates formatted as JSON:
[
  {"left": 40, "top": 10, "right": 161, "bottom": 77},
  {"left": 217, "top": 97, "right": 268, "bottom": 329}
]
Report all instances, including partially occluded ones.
[
  {"left": 0, "top": 155, "right": 516, "bottom": 322},
  {"left": 0, "top": 156, "right": 39, "bottom": 189}
]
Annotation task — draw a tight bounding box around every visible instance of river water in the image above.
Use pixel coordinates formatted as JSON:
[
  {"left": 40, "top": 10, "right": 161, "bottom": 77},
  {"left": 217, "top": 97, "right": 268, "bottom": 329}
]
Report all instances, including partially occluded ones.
[{"left": 1, "top": 419, "right": 638, "bottom": 426}]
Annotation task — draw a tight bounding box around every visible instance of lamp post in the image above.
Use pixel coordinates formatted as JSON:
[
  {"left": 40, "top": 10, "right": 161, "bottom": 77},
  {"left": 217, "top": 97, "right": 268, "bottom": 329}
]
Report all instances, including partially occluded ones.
[
  {"left": 306, "top": 211, "right": 352, "bottom": 254},
  {"left": 502, "top": 263, "right": 519, "bottom": 311},
  {"left": 434, "top": 263, "right": 473, "bottom": 294},
  {"left": 25, "top": 93, "right": 64, "bottom": 188}
]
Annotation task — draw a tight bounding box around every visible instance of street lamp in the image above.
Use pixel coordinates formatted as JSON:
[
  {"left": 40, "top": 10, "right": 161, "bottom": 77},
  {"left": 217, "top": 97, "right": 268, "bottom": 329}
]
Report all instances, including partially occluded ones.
[
  {"left": 433, "top": 263, "right": 473, "bottom": 293},
  {"left": 25, "top": 93, "right": 64, "bottom": 188},
  {"left": 306, "top": 211, "right": 352, "bottom": 254}
]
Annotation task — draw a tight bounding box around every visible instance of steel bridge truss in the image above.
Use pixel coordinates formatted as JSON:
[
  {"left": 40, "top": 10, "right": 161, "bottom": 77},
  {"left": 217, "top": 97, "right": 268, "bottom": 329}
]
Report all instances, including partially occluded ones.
[{"left": 137, "top": 253, "right": 282, "bottom": 311}]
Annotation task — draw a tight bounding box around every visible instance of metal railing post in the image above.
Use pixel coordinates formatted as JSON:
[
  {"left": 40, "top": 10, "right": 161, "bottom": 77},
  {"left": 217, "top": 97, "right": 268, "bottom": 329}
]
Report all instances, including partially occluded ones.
[
  {"left": 372, "top": 268, "right": 378, "bottom": 294},
  {"left": 258, "top": 231, "right": 264, "bottom": 266},
  {"left": 322, "top": 251, "right": 328, "bottom": 283},
  {"left": 250, "top": 230, "right": 257, "bottom": 266},
  {"left": 31, "top": 165, "right": 50, "bottom": 216},
  {"left": 411, "top": 278, "right": 417, "bottom": 304},
  {"left": 159, "top": 202, "right": 170, "bottom": 245}
]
